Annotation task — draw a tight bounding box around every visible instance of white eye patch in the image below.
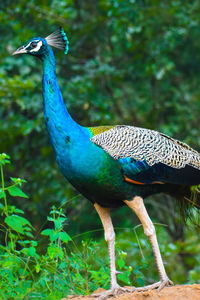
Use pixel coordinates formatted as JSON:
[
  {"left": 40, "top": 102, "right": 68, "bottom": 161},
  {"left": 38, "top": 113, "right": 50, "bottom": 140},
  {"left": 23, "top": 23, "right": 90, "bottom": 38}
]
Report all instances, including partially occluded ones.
[
  {"left": 25, "top": 40, "right": 43, "bottom": 52},
  {"left": 30, "top": 40, "right": 43, "bottom": 52}
]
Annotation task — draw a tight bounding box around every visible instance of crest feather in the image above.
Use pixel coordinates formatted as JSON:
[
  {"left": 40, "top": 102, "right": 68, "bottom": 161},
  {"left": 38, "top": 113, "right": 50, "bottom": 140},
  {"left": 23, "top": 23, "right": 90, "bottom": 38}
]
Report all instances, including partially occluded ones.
[{"left": 45, "top": 27, "right": 69, "bottom": 54}]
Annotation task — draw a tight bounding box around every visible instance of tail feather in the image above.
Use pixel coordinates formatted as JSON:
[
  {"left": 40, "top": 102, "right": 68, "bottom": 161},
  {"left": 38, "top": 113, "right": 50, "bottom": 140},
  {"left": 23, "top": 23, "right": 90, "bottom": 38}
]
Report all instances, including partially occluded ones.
[{"left": 169, "top": 184, "right": 200, "bottom": 222}]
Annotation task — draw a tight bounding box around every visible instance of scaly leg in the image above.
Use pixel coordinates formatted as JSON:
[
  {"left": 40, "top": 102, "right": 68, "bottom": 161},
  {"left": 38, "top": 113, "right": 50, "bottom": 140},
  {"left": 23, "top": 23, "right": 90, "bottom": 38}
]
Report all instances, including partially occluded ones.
[
  {"left": 124, "top": 196, "right": 173, "bottom": 291},
  {"left": 92, "top": 203, "right": 133, "bottom": 299}
]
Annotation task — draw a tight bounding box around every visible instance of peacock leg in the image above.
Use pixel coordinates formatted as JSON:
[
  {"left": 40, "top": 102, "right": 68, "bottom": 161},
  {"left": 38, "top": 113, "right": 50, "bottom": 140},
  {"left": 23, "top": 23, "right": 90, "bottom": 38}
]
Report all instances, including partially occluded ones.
[
  {"left": 92, "top": 203, "right": 133, "bottom": 299},
  {"left": 124, "top": 196, "right": 173, "bottom": 291}
]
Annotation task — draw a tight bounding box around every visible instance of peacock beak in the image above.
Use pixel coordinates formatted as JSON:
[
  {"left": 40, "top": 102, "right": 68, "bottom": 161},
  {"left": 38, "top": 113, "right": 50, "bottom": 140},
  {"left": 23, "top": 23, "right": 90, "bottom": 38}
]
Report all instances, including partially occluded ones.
[{"left": 12, "top": 46, "right": 27, "bottom": 55}]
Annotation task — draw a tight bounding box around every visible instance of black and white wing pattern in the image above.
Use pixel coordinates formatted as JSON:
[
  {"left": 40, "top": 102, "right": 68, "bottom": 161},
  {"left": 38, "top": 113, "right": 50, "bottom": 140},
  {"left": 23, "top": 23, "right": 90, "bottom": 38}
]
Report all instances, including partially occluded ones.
[{"left": 91, "top": 125, "right": 200, "bottom": 185}]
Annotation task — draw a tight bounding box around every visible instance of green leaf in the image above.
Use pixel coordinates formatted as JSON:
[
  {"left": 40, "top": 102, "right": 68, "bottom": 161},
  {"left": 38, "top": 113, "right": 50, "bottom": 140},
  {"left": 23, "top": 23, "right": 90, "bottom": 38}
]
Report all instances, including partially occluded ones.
[
  {"left": 51, "top": 232, "right": 60, "bottom": 242},
  {"left": 5, "top": 214, "right": 32, "bottom": 234},
  {"left": 118, "top": 271, "right": 131, "bottom": 285},
  {"left": 47, "top": 217, "right": 55, "bottom": 222},
  {"left": 59, "top": 232, "right": 72, "bottom": 243},
  {"left": 36, "top": 263, "right": 40, "bottom": 273},
  {"left": 41, "top": 228, "right": 59, "bottom": 242},
  {"left": 31, "top": 241, "right": 38, "bottom": 247},
  {"left": 25, "top": 232, "right": 34, "bottom": 238},
  {"left": 13, "top": 208, "right": 24, "bottom": 214},
  {"left": 7, "top": 186, "right": 29, "bottom": 198},
  {"left": 0, "top": 153, "right": 10, "bottom": 165},
  {"left": 47, "top": 245, "right": 64, "bottom": 259},
  {"left": 10, "top": 177, "right": 27, "bottom": 186},
  {"left": 54, "top": 219, "right": 63, "bottom": 231},
  {"left": 0, "top": 189, "right": 6, "bottom": 199},
  {"left": 7, "top": 205, "right": 24, "bottom": 214},
  {"left": 54, "top": 218, "right": 66, "bottom": 230},
  {"left": 117, "top": 258, "right": 125, "bottom": 269},
  {"left": 21, "top": 246, "right": 37, "bottom": 257},
  {"left": 41, "top": 229, "right": 53, "bottom": 236}
]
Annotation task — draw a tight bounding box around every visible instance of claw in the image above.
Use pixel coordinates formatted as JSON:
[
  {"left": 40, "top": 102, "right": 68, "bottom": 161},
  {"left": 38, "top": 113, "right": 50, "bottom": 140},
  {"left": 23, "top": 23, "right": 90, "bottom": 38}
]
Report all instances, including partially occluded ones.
[
  {"left": 158, "top": 278, "right": 173, "bottom": 291},
  {"left": 135, "top": 277, "right": 173, "bottom": 292},
  {"left": 91, "top": 278, "right": 173, "bottom": 299},
  {"left": 92, "top": 285, "right": 134, "bottom": 299}
]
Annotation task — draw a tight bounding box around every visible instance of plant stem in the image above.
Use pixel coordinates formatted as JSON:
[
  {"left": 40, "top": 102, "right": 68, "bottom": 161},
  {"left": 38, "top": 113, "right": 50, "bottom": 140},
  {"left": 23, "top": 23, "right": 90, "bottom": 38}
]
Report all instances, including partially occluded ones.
[
  {"left": 64, "top": 248, "right": 73, "bottom": 291},
  {"left": 0, "top": 165, "right": 14, "bottom": 251},
  {"left": 1, "top": 165, "right": 8, "bottom": 216},
  {"left": 83, "top": 245, "right": 89, "bottom": 294}
]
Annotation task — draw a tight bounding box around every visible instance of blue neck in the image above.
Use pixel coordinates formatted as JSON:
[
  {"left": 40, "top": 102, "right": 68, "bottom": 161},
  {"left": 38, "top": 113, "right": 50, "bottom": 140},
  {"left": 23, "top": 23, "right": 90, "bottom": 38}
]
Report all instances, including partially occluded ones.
[
  {"left": 40, "top": 48, "right": 121, "bottom": 197},
  {"left": 42, "top": 50, "right": 79, "bottom": 131},
  {"left": 42, "top": 49, "right": 87, "bottom": 156}
]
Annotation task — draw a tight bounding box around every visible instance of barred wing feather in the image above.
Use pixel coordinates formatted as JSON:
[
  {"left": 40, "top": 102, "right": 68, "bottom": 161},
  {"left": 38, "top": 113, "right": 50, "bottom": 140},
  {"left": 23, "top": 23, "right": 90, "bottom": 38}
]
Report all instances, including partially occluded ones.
[{"left": 91, "top": 125, "right": 200, "bottom": 171}]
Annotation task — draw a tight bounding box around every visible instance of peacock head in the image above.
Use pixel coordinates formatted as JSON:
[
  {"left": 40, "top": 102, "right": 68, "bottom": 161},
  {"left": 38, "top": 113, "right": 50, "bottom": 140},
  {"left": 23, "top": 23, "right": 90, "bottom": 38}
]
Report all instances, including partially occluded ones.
[{"left": 12, "top": 27, "right": 69, "bottom": 59}]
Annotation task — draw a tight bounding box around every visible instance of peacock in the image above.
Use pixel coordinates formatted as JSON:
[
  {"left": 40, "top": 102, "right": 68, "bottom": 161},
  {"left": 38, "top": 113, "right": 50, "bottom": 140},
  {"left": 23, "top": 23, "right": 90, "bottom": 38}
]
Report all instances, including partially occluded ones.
[{"left": 13, "top": 28, "right": 200, "bottom": 298}]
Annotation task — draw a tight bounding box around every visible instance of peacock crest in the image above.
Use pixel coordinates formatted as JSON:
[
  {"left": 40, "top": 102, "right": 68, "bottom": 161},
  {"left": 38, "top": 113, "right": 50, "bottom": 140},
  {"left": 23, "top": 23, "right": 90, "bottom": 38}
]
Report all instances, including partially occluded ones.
[{"left": 45, "top": 27, "right": 69, "bottom": 54}]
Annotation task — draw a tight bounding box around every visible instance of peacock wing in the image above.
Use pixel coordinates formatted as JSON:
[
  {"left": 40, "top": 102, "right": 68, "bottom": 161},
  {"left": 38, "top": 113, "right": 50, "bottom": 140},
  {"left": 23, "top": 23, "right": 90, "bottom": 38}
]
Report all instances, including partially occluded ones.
[{"left": 91, "top": 125, "right": 200, "bottom": 185}]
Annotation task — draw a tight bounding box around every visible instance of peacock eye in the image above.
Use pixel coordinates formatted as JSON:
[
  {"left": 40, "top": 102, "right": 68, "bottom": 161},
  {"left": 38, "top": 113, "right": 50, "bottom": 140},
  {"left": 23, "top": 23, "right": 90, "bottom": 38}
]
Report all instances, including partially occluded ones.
[{"left": 30, "top": 41, "right": 37, "bottom": 48}]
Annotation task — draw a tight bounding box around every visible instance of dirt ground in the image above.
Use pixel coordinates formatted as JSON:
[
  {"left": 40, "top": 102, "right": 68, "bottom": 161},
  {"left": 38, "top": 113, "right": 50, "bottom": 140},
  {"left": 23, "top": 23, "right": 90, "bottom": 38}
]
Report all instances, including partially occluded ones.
[{"left": 63, "top": 284, "right": 200, "bottom": 300}]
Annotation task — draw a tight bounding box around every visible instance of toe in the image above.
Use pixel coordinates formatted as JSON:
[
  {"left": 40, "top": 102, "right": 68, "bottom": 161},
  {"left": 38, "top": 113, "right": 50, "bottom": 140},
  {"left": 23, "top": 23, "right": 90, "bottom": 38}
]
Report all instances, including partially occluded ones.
[
  {"left": 134, "top": 278, "right": 173, "bottom": 293},
  {"left": 158, "top": 278, "right": 173, "bottom": 291},
  {"left": 92, "top": 285, "right": 134, "bottom": 299}
]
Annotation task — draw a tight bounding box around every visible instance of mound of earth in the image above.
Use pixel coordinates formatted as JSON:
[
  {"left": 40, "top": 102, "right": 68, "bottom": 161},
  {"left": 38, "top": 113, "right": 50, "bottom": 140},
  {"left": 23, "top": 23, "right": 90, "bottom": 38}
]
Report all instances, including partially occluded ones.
[{"left": 64, "top": 284, "right": 200, "bottom": 300}]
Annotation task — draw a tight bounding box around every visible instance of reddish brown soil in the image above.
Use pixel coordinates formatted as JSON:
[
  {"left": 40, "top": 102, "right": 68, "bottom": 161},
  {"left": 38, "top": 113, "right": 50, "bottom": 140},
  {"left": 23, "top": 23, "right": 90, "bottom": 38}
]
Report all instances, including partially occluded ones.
[{"left": 63, "top": 284, "right": 200, "bottom": 300}]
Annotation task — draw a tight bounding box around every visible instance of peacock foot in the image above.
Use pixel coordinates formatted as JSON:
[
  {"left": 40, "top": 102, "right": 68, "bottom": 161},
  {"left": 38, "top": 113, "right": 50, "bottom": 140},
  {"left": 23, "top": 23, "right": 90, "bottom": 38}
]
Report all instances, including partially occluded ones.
[
  {"left": 135, "top": 277, "right": 173, "bottom": 292},
  {"left": 92, "top": 284, "right": 134, "bottom": 299}
]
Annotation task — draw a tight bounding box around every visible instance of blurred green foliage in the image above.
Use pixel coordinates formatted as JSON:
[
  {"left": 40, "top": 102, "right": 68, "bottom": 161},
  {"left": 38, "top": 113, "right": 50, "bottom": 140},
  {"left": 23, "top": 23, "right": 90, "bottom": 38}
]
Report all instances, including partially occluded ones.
[{"left": 0, "top": 0, "right": 200, "bottom": 291}]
